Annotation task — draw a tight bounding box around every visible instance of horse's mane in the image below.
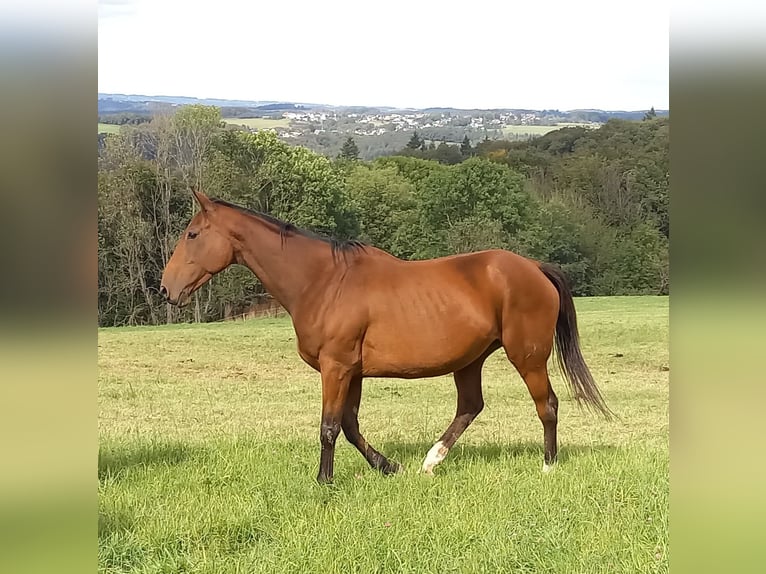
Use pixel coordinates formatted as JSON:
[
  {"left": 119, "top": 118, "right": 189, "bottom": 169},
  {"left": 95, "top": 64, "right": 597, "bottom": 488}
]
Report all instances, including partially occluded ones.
[{"left": 211, "top": 198, "right": 366, "bottom": 256}]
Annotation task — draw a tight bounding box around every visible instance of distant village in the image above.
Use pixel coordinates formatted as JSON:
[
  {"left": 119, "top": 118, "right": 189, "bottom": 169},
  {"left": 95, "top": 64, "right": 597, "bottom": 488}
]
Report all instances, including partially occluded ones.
[{"left": 277, "top": 109, "right": 566, "bottom": 138}]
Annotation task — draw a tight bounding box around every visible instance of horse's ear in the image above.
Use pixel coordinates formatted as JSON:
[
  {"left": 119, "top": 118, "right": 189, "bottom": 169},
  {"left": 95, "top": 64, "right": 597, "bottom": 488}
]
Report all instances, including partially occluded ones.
[{"left": 190, "top": 188, "right": 215, "bottom": 213}]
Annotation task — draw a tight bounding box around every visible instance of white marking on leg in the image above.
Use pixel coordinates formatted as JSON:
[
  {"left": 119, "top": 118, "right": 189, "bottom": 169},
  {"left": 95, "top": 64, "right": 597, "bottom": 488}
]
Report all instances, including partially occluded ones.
[
  {"left": 421, "top": 440, "right": 449, "bottom": 475},
  {"left": 542, "top": 462, "right": 554, "bottom": 473}
]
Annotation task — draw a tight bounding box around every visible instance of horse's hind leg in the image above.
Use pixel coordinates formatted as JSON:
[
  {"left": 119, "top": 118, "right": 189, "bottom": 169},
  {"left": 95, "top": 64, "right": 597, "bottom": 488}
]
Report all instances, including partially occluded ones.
[
  {"left": 510, "top": 357, "right": 559, "bottom": 472},
  {"left": 421, "top": 357, "right": 486, "bottom": 475},
  {"left": 341, "top": 376, "right": 401, "bottom": 475},
  {"left": 503, "top": 308, "right": 559, "bottom": 472},
  {"left": 526, "top": 367, "right": 558, "bottom": 471}
]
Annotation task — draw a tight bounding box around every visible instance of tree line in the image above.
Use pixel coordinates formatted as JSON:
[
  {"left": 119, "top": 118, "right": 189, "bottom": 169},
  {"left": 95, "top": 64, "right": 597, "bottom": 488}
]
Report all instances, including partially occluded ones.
[{"left": 98, "top": 106, "right": 668, "bottom": 326}]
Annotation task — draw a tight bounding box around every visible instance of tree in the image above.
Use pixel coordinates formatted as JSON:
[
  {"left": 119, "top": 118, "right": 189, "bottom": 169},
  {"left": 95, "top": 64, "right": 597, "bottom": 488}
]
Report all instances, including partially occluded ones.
[
  {"left": 432, "top": 141, "right": 463, "bottom": 165},
  {"left": 643, "top": 106, "right": 657, "bottom": 120},
  {"left": 406, "top": 131, "right": 423, "bottom": 149},
  {"left": 338, "top": 136, "right": 359, "bottom": 160},
  {"left": 169, "top": 105, "right": 223, "bottom": 188},
  {"left": 345, "top": 164, "right": 417, "bottom": 257},
  {"left": 460, "top": 135, "right": 473, "bottom": 157},
  {"left": 446, "top": 215, "right": 506, "bottom": 254},
  {"left": 414, "top": 158, "right": 532, "bottom": 258},
  {"left": 207, "top": 130, "right": 354, "bottom": 236}
]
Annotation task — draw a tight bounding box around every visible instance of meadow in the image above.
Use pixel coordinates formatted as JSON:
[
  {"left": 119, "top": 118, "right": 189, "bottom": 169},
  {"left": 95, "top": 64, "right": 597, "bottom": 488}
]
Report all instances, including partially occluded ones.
[
  {"left": 98, "top": 296, "right": 668, "bottom": 573},
  {"left": 98, "top": 123, "right": 122, "bottom": 134},
  {"left": 501, "top": 123, "right": 596, "bottom": 137},
  {"left": 222, "top": 117, "right": 291, "bottom": 130}
]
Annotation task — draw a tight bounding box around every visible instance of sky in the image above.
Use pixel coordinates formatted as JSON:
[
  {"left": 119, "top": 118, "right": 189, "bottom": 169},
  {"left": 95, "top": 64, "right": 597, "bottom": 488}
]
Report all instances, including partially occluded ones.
[{"left": 98, "top": 0, "right": 669, "bottom": 110}]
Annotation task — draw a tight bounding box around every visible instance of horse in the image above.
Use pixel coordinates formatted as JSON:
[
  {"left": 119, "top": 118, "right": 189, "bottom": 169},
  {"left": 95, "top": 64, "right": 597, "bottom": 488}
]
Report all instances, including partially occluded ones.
[{"left": 160, "top": 189, "right": 611, "bottom": 483}]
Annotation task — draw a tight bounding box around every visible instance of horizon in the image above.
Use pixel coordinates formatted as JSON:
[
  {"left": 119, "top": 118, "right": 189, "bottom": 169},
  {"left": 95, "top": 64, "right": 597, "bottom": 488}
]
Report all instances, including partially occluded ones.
[{"left": 98, "top": 92, "right": 667, "bottom": 114}]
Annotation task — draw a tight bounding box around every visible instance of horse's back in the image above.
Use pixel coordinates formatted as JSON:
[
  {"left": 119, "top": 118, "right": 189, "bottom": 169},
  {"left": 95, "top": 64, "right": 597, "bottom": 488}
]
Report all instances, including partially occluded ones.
[
  {"left": 346, "top": 249, "right": 557, "bottom": 377},
  {"left": 362, "top": 249, "right": 554, "bottom": 302}
]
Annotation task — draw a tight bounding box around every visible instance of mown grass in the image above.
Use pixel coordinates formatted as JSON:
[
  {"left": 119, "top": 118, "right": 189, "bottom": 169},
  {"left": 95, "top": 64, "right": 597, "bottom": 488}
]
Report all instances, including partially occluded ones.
[
  {"left": 98, "top": 296, "right": 668, "bottom": 573},
  {"left": 222, "top": 117, "right": 291, "bottom": 130}
]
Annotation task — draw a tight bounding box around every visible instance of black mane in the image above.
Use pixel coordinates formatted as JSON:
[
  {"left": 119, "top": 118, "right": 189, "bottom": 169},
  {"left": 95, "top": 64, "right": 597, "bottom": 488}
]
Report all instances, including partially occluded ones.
[{"left": 211, "top": 198, "right": 366, "bottom": 256}]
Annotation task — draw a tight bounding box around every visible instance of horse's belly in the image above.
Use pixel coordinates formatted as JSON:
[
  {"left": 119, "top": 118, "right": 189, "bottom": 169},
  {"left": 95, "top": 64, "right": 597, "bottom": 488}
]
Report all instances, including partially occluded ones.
[{"left": 361, "top": 316, "right": 496, "bottom": 378}]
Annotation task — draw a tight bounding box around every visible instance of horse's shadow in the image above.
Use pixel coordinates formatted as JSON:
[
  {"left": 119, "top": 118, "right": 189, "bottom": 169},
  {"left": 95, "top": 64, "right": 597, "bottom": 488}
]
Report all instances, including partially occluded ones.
[
  {"left": 97, "top": 438, "right": 619, "bottom": 485},
  {"left": 379, "top": 440, "right": 617, "bottom": 466},
  {"left": 98, "top": 441, "right": 200, "bottom": 481}
]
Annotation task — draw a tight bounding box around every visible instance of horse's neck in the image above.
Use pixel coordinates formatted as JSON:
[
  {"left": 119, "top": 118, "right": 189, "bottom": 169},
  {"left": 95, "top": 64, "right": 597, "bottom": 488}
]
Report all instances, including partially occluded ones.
[{"left": 222, "top": 211, "right": 329, "bottom": 314}]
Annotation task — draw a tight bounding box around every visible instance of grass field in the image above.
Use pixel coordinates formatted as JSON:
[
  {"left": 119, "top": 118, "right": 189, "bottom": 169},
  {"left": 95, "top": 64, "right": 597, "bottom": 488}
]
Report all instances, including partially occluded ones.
[
  {"left": 501, "top": 123, "right": 596, "bottom": 137},
  {"left": 223, "top": 117, "right": 291, "bottom": 130},
  {"left": 98, "top": 123, "right": 122, "bottom": 134},
  {"left": 98, "top": 296, "right": 668, "bottom": 573}
]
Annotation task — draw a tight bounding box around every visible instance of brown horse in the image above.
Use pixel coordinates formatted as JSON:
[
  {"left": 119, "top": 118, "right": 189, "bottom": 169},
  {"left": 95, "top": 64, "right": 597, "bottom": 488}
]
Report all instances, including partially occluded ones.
[{"left": 160, "top": 190, "right": 611, "bottom": 483}]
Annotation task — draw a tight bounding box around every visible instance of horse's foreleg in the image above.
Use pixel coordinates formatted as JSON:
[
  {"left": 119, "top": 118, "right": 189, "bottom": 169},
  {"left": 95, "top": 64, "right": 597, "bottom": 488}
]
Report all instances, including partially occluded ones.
[
  {"left": 422, "top": 358, "right": 485, "bottom": 475},
  {"left": 317, "top": 360, "right": 355, "bottom": 483},
  {"left": 342, "top": 376, "right": 401, "bottom": 475}
]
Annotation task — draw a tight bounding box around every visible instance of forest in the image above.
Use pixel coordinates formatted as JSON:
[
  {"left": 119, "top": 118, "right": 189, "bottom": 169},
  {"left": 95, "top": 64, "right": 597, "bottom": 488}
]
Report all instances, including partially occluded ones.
[{"left": 98, "top": 106, "right": 668, "bottom": 326}]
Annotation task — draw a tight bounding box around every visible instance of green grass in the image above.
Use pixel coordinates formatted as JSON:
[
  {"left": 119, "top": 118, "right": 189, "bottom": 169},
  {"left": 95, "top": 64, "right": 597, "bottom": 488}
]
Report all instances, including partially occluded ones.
[
  {"left": 98, "top": 123, "right": 122, "bottom": 134},
  {"left": 223, "top": 117, "right": 291, "bottom": 130},
  {"left": 99, "top": 296, "right": 668, "bottom": 573}
]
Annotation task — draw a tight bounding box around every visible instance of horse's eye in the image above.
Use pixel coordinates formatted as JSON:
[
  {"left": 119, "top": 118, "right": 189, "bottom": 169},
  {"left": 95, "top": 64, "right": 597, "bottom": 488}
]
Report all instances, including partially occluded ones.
[{"left": 187, "top": 231, "right": 199, "bottom": 240}]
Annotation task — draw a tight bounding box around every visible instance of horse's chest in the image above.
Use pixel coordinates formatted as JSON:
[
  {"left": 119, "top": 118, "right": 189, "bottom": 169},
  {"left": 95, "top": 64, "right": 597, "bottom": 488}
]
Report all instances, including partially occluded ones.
[
  {"left": 295, "top": 333, "right": 321, "bottom": 371},
  {"left": 292, "top": 307, "right": 363, "bottom": 372}
]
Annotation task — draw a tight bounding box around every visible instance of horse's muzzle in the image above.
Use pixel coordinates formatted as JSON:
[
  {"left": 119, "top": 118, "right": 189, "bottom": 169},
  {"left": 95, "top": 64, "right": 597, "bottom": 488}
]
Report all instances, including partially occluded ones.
[{"left": 159, "top": 284, "right": 186, "bottom": 306}]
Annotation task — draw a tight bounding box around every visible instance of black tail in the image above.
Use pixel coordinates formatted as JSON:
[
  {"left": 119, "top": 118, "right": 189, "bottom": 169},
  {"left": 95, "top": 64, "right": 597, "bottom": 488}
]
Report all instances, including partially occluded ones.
[{"left": 539, "top": 263, "right": 613, "bottom": 420}]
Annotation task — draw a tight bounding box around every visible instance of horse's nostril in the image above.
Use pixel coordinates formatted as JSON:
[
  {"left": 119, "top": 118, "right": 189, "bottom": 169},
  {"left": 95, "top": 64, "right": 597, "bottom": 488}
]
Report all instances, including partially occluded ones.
[{"left": 159, "top": 285, "right": 168, "bottom": 299}]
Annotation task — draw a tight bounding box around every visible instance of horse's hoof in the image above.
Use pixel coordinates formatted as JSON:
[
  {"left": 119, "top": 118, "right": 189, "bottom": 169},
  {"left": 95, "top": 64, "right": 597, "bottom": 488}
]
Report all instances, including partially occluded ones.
[
  {"left": 382, "top": 461, "right": 402, "bottom": 475},
  {"left": 542, "top": 462, "right": 555, "bottom": 473}
]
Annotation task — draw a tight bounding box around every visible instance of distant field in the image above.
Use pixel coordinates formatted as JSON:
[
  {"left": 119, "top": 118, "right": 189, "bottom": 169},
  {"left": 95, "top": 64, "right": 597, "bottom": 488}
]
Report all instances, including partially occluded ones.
[
  {"left": 223, "top": 117, "right": 291, "bottom": 130},
  {"left": 502, "top": 123, "right": 596, "bottom": 137},
  {"left": 99, "top": 296, "right": 668, "bottom": 573},
  {"left": 98, "top": 123, "right": 122, "bottom": 134}
]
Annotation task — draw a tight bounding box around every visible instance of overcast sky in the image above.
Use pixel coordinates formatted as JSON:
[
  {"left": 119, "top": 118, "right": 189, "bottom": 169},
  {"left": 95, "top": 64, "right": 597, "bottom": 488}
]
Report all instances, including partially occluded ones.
[{"left": 98, "top": 0, "right": 669, "bottom": 110}]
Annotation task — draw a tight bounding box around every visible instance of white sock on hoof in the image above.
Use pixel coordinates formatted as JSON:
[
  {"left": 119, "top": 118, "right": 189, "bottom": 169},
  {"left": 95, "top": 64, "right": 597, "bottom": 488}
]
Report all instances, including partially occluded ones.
[
  {"left": 542, "top": 462, "right": 554, "bottom": 473},
  {"left": 421, "top": 441, "right": 449, "bottom": 475}
]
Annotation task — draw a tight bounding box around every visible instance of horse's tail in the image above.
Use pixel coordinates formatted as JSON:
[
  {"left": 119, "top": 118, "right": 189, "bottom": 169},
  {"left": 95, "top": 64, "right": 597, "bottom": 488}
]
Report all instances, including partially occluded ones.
[{"left": 538, "top": 262, "right": 613, "bottom": 419}]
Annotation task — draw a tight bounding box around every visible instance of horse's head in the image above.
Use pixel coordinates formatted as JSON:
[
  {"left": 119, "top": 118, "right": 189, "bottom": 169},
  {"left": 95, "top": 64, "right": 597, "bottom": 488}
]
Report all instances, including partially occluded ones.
[{"left": 160, "top": 190, "right": 234, "bottom": 306}]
